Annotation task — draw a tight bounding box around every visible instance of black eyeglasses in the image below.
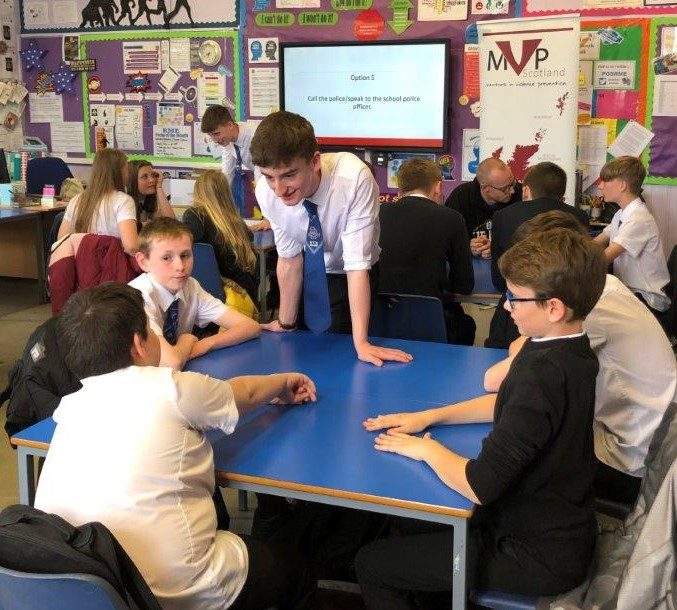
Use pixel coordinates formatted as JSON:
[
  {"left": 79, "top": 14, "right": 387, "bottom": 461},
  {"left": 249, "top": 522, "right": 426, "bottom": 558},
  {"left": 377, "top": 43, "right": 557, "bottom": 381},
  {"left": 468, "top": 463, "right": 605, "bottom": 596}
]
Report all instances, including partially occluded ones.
[
  {"left": 504, "top": 289, "right": 550, "bottom": 310},
  {"left": 488, "top": 178, "right": 517, "bottom": 194}
]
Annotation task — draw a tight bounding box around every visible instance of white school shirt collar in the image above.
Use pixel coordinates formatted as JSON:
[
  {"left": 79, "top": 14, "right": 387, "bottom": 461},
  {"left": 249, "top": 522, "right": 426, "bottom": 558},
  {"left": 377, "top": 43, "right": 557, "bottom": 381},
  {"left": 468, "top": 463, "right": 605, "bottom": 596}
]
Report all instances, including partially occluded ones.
[
  {"left": 146, "top": 273, "right": 186, "bottom": 312},
  {"left": 531, "top": 331, "right": 586, "bottom": 343}
]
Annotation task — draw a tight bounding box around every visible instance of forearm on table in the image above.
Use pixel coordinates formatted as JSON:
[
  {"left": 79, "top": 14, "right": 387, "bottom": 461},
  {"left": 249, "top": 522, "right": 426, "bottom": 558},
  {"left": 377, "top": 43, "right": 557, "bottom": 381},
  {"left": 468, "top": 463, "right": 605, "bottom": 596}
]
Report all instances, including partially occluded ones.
[
  {"left": 228, "top": 374, "right": 288, "bottom": 413},
  {"left": 425, "top": 393, "right": 497, "bottom": 426},
  {"left": 424, "top": 443, "right": 480, "bottom": 504},
  {"left": 277, "top": 254, "right": 303, "bottom": 325},
  {"left": 347, "top": 269, "right": 371, "bottom": 347}
]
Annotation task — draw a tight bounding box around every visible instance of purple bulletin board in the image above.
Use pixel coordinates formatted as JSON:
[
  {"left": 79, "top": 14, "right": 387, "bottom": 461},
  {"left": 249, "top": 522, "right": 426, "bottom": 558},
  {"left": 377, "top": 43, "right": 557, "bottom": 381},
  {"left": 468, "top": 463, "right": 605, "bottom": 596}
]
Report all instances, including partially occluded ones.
[
  {"left": 243, "top": 1, "right": 519, "bottom": 197},
  {"left": 21, "top": 30, "right": 239, "bottom": 164},
  {"left": 644, "top": 18, "right": 677, "bottom": 184}
]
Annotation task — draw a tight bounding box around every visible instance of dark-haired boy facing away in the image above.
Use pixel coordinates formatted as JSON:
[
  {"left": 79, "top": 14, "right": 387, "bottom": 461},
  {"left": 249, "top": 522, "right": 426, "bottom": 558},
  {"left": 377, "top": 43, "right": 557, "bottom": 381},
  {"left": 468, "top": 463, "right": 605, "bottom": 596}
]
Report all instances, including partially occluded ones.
[
  {"left": 35, "top": 282, "right": 317, "bottom": 610},
  {"left": 356, "top": 228, "right": 607, "bottom": 607},
  {"left": 129, "top": 217, "right": 260, "bottom": 370}
]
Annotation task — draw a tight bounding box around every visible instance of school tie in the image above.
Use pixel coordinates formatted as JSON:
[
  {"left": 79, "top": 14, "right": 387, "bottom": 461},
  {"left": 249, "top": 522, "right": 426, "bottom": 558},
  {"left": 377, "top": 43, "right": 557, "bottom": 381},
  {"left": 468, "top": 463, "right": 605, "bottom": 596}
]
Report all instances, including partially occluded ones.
[
  {"left": 231, "top": 144, "right": 246, "bottom": 217},
  {"left": 302, "top": 200, "right": 331, "bottom": 334},
  {"left": 163, "top": 299, "right": 180, "bottom": 345}
]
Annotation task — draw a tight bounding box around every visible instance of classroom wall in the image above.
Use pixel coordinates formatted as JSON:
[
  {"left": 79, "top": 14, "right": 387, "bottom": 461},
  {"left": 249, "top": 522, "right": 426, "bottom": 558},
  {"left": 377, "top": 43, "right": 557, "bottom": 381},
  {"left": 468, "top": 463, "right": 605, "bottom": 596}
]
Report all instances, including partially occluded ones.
[{"left": 13, "top": 0, "right": 677, "bottom": 253}]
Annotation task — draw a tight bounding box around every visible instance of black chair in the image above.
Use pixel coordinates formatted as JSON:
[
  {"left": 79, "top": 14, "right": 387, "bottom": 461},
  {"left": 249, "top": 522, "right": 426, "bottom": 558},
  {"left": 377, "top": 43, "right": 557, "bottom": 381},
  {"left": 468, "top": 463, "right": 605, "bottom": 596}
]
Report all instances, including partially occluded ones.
[
  {"left": 369, "top": 293, "right": 447, "bottom": 343},
  {"left": 26, "top": 157, "right": 73, "bottom": 196},
  {"left": 0, "top": 565, "right": 130, "bottom": 609}
]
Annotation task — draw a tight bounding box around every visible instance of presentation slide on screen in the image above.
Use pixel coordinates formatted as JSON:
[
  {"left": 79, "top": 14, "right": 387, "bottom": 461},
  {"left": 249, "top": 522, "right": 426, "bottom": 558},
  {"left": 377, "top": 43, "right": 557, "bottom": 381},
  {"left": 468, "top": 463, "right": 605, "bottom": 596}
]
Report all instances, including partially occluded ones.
[{"left": 283, "top": 44, "right": 447, "bottom": 147}]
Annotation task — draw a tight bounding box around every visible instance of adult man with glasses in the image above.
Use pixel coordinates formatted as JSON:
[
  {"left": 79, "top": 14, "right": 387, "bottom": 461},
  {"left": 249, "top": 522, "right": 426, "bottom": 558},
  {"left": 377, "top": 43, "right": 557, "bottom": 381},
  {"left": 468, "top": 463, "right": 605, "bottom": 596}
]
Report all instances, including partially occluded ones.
[{"left": 444, "top": 157, "right": 522, "bottom": 258}]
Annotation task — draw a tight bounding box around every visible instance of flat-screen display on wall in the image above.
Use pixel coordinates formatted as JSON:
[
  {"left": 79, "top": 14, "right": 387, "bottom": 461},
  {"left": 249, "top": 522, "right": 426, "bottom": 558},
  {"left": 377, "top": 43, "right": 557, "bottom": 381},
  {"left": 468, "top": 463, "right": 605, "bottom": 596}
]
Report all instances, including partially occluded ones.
[{"left": 280, "top": 40, "right": 449, "bottom": 152}]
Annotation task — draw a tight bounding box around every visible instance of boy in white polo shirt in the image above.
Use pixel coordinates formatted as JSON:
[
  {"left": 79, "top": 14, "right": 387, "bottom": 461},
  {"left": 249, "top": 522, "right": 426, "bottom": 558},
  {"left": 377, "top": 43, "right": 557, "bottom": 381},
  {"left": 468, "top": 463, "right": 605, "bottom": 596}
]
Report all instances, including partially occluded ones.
[
  {"left": 594, "top": 156, "right": 670, "bottom": 316},
  {"left": 129, "top": 217, "right": 261, "bottom": 370}
]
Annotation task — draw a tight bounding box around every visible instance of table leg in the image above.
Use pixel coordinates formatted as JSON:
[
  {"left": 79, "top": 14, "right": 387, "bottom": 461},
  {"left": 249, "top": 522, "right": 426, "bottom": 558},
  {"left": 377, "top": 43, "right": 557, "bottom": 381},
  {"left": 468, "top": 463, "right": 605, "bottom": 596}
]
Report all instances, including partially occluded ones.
[
  {"left": 452, "top": 519, "right": 467, "bottom": 610},
  {"left": 17, "top": 446, "right": 36, "bottom": 506},
  {"left": 258, "top": 250, "right": 268, "bottom": 323},
  {"left": 34, "top": 212, "right": 47, "bottom": 304}
]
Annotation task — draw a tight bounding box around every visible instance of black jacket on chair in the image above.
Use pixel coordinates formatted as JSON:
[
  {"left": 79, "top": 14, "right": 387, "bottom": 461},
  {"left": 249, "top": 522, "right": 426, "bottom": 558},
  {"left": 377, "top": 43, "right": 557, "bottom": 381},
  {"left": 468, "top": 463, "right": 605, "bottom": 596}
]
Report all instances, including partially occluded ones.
[{"left": 0, "top": 505, "right": 161, "bottom": 610}]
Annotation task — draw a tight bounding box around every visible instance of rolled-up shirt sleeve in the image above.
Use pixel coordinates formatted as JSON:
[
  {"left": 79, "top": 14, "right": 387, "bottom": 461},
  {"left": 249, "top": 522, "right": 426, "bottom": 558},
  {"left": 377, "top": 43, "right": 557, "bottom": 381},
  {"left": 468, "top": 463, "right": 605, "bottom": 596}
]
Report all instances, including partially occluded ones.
[{"left": 341, "top": 168, "right": 379, "bottom": 271}]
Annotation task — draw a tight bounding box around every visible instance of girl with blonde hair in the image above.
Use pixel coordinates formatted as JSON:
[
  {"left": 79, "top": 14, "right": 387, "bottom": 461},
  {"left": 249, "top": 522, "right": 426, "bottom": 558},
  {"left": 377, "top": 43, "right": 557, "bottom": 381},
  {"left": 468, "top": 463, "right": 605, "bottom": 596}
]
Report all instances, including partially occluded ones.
[
  {"left": 183, "top": 169, "right": 258, "bottom": 312},
  {"left": 57, "top": 148, "right": 138, "bottom": 253}
]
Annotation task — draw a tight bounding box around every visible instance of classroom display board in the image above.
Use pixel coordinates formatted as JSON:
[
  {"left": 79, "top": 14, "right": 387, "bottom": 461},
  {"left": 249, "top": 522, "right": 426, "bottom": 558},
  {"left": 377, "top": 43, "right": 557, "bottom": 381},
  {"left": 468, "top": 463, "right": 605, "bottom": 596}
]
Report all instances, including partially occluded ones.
[
  {"left": 645, "top": 17, "right": 677, "bottom": 183},
  {"left": 577, "top": 19, "right": 650, "bottom": 191},
  {"left": 243, "top": 0, "right": 518, "bottom": 195},
  {"left": 21, "top": 0, "right": 239, "bottom": 32},
  {"left": 524, "top": 0, "right": 677, "bottom": 18},
  {"left": 20, "top": 29, "right": 239, "bottom": 164}
]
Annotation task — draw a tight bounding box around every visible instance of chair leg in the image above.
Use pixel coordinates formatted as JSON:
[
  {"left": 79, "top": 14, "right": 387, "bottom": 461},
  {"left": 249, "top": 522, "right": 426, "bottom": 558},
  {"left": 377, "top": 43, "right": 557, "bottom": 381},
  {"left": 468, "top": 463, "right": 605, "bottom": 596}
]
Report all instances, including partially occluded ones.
[{"left": 238, "top": 489, "right": 249, "bottom": 512}]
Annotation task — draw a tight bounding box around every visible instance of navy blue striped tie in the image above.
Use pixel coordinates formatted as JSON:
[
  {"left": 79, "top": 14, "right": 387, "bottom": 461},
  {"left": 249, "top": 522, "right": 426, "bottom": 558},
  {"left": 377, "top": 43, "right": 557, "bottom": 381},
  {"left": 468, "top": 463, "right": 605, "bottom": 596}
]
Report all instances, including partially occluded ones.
[
  {"left": 232, "top": 144, "right": 246, "bottom": 216},
  {"left": 303, "top": 200, "right": 331, "bottom": 334},
  {"left": 163, "top": 299, "right": 180, "bottom": 345}
]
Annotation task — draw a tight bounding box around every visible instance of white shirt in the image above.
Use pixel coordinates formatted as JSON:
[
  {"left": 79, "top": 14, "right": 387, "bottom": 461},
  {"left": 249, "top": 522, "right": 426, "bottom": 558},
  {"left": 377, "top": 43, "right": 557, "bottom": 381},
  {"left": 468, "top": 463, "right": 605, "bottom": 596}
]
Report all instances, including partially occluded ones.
[
  {"left": 221, "top": 120, "right": 261, "bottom": 185},
  {"left": 129, "top": 273, "right": 228, "bottom": 336},
  {"left": 35, "top": 366, "right": 247, "bottom": 610},
  {"left": 584, "top": 274, "right": 676, "bottom": 477},
  {"left": 63, "top": 190, "right": 136, "bottom": 237},
  {"left": 256, "top": 152, "right": 380, "bottom": 273},
  {"left": 602, "top": 198, "right": 670, "bottom": 311}
]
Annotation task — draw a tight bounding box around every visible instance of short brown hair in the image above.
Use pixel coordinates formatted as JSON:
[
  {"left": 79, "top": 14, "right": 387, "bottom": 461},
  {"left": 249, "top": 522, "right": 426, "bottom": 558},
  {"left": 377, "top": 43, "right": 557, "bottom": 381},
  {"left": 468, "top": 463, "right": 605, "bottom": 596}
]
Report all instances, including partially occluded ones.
[
  {"left": 250, "top": 111, "right": 318, "bottom": 167},
  {"left": 599, "top": 156, "right": 646, "bottom": 196},
  {"left": 201, "top": 105, "right": 234, "bottom": 134},
  {"left": 57, "top": 283, "right": 148, "bottom": 379},
  {"left": 498, "top": 228, "right": 606, "bottom": 320},
  {"left": 523, "top": 162, "right": 567, "bottom": 200},
  {"left": 397, "top": 158, "right": 442, "bottom": 195},
  {"left": 513, "top": 210, "right": 588, "bottom": 244},
  {"left": 138, "top": 217, "right": 193, "bottom": 257}
]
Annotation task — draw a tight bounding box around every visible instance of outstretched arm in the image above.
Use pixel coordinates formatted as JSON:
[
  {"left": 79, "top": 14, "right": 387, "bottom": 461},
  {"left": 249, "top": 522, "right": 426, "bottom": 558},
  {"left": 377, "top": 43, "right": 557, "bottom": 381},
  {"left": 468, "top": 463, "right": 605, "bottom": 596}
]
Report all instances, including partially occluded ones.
[
  {"left": 229, "top": 372, "right": 316, "bottom": 415},
  {"left": 347, "top": 269, "right": 412, "bottom": 366}
]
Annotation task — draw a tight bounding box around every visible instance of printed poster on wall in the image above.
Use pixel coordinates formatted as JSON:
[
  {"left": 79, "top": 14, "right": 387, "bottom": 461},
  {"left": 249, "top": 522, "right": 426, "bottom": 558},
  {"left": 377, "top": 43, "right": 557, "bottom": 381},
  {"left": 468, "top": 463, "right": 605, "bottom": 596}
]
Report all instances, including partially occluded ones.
[
  {"left": 21, "top": 0, "right": 239, "bottom": 31},
  {"left": 478, "top": 15, "right": 580, "bottom": 205}
]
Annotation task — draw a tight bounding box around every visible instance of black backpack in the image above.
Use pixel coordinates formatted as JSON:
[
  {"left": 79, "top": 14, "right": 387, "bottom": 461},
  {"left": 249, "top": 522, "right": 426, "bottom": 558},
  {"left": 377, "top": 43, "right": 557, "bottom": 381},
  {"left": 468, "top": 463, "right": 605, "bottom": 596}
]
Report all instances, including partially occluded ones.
[
  {"left": 0, "top": 505, "right": 161, "bottom": 610},
  {"left": 0, "top": 316, "right": 81, "bottom": 439}
]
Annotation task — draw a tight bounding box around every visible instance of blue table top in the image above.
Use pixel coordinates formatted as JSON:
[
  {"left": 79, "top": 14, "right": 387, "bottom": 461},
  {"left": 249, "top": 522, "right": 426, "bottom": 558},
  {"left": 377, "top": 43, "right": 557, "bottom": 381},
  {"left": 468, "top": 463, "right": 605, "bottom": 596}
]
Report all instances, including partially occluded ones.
[
  {"left": 13, "top": 332, "right": 506, "bottom": 517},
  {"left": 187, "top": 332, "right": 506, "bottom": 516},
  {"left": 0, "top": 207, "right": 39, "bottom": 222}
]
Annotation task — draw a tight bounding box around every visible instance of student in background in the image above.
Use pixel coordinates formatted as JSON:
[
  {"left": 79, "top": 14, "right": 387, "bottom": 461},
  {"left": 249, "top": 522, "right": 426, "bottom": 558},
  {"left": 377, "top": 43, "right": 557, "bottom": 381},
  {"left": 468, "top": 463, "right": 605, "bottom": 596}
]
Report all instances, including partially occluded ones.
[
  {"left": 594, "top": 156, "right": 670, "bottom": 317},
  {"left": 35, "top": 282, "right": 317, "bottom": 610},
  {"left": 129, "top": 217, "right": 260, "bottom": 370},
  {"left": 183, "top": 170, "right": 258, "bottom": 309},
  {"left": 250, "top": 110, "right": 412, "bottom": 366},
  {"left": 485, "top": 161, "right": 588, "bottom": 348},
  {"left": 444, "top": 157, "right": 522, "bottom": 259},
  {"left": 126, "top": 160, "right": 175, "bottom": 227},
  {"left": 58, "top": 148, "right": 138, "bottom": 254},
  {"left": 357, "top": 228, "right": 606, "bottom": 606},
  {"left": 485, "top": 210, "right": 676, "bottom": 505},
  {"left": 379, "top": 158, "right": 475, "bottom": 344},
  {"left": 201, "top": 105, "right": 268, "bottom": 229}
]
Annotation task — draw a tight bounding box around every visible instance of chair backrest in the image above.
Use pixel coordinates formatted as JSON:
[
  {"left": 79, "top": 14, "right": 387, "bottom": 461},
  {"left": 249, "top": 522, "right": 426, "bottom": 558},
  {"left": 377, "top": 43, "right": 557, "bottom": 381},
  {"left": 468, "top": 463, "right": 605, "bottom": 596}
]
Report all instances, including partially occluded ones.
[
  {"left": 0, "top": 566, "right": 130, "bottom": 610},
  {"left": 26, "top": 157, "right": 74, "bottom": 195},
  {"left": 192, "top": 243, "right": 225, "bottom": 301},
  {"left": 369, "top": 293, "right": 447, "bottom": 343}
]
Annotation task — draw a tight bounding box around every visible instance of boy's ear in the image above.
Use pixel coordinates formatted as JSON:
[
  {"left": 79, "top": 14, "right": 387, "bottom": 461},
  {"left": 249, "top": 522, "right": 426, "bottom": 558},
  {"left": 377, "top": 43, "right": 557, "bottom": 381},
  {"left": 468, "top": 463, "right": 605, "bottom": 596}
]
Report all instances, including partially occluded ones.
[
  {"left": 546, "top": 297, "right": 569, "bottom": 324},
  {"left": 130, "top": 332, "right": 145, "bottom": 365},
  {"left": 522, "top": 184, "right": 531, "bottom": 201},
  {"left": 135, "top": 250, "right": 151, "bottom": 272}
]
